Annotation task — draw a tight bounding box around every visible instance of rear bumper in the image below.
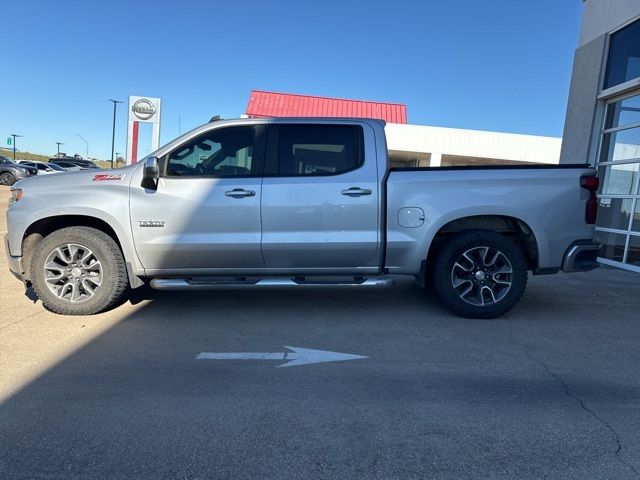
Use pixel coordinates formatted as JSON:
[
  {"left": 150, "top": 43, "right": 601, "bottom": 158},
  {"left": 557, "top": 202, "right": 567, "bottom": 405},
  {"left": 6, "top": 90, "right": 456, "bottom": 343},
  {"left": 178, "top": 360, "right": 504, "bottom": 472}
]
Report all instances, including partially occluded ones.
[
  {"left": 561, "top": 240, "right": 601, "bottom": 273},
  {"left": 4, "top": 234, "right": 24, "bottom": 282}
]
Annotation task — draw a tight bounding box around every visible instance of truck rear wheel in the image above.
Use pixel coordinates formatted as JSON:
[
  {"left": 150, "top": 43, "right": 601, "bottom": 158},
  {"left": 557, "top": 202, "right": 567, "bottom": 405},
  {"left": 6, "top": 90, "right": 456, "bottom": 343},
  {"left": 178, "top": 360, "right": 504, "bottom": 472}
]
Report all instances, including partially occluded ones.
[
  {"left": 432, "top": 230, "right": 528, "bottom": 319},
  {"left": 30, "top": 227, "right": 128, "bottom": 315}
]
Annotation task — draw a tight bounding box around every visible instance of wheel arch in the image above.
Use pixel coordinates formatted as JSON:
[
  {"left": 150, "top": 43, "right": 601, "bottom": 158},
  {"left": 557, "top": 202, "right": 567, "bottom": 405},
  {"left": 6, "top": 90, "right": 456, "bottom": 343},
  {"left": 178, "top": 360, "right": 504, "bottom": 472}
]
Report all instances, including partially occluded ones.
[
  {"left": 424, "top": 214, "right": 539, "bottom": 277},
  {"left": 20, "top": 214, "right": 141, "bottom": 286}
]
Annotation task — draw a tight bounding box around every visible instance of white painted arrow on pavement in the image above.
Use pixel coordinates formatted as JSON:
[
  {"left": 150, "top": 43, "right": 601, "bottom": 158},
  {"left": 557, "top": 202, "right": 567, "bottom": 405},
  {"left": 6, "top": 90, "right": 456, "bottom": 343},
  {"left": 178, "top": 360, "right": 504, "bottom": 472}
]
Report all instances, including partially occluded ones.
[{"left": 196, "top": 346, "right": 367, "bottom": 367}]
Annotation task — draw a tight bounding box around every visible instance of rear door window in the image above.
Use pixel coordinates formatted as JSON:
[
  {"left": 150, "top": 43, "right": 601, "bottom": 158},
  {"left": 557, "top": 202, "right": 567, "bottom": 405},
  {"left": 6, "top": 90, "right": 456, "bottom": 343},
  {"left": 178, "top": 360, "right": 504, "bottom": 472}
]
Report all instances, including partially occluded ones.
[{"left": 269, "top": 125, "right": 363, "bottom": 176}]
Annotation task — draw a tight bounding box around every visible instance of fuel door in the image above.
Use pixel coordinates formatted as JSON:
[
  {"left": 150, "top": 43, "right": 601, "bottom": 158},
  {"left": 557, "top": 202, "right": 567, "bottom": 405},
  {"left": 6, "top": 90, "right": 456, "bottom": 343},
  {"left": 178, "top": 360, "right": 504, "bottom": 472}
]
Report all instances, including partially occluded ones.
[{"left": 397, "top": 207, "right": 425, "bottom": 228}]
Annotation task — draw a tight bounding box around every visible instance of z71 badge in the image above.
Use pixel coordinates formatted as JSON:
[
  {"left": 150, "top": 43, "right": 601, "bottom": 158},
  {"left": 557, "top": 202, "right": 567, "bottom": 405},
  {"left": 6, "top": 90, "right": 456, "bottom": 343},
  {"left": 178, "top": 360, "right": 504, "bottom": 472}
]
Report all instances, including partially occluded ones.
[{"left": 93, "top": 173, "right": 125, "bottom": 182}]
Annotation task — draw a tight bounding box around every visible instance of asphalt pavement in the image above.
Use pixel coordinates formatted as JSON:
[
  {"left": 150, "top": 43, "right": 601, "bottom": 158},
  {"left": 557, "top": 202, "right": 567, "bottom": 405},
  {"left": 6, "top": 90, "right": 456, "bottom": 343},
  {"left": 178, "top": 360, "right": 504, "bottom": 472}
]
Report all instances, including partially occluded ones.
[{"left": 1, "top": 186, "right": 640, "bottom": 479}]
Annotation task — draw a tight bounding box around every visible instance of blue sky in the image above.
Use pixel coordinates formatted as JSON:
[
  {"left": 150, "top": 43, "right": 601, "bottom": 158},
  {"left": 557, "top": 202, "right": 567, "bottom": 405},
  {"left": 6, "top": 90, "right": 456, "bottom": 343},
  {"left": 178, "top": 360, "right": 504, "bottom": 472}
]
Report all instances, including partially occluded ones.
[{"left": 1, "top": 0, "right": 583, "bottom": 160}]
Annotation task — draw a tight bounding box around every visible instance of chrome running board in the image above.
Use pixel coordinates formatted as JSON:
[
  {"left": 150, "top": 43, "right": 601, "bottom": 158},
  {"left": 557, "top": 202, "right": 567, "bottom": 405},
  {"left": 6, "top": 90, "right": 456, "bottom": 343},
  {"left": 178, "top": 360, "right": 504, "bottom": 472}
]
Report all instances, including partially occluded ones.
[{"left": 149, "top": 276, "right": 394, "bottom": 291}]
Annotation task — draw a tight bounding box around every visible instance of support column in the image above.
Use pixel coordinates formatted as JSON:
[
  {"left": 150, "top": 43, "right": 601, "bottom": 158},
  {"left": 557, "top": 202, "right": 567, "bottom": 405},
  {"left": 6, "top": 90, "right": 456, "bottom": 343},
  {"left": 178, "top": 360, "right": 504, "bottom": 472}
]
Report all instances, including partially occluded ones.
[
  {"left": 430, "top": 152, "right": 442, "bottom": 167},
  {"left": 127, "top": 120, "right": 140, "bottom": 165}
]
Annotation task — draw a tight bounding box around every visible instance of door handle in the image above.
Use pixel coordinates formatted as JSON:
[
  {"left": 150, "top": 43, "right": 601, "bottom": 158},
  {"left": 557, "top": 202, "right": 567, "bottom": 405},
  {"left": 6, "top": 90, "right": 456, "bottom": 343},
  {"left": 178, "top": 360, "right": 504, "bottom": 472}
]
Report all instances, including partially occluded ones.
[
  {"left": 341, "top": 187, "right": 372, "bottom": 197},
  {"left": 225, "top": 188, "right": 256, "bottom": 198}
]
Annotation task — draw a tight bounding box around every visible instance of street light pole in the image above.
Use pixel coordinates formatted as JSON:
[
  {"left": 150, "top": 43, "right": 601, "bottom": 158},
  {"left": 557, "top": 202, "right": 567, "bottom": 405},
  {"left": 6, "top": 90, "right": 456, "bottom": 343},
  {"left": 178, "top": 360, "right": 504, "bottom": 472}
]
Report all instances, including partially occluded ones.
[
  {"left": 108, "top": 99, "right": 123, "bottom": 169},
  {"left": 10, "top": 134, "right": 22, "bottom": 160},
  {"left": 55, "top": 142, "right": 64, "bottom": 155},
  {"left": 75, "top": 135, "right": 89, "bottom": 158}
]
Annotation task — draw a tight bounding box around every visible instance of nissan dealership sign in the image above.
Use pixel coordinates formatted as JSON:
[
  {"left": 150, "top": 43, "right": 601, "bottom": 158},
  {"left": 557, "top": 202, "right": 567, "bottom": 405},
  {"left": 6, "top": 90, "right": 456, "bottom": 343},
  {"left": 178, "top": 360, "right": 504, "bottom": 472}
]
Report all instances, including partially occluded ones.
[
  {"left": 131, "top": 98, "right": 157, "bottom": 121},
  {"left": 126, "top": 95, "right": 161, "bottom": 165}
]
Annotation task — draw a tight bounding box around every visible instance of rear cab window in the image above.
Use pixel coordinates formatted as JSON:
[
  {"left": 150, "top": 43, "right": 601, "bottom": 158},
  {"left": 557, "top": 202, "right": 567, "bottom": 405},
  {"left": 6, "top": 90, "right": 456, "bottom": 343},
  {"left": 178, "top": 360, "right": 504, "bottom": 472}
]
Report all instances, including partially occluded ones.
[{"left": 266, "top": 124, "right": 363, "bottom": 176}]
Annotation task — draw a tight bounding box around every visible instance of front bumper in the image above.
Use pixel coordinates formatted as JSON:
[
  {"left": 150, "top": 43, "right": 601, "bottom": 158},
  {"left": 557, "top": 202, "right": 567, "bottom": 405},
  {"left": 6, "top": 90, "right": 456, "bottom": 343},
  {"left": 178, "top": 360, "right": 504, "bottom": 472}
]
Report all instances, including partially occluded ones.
[
  {"left": 14, "top": 170, "right": 35, "bottom": 180},
  {"left": 561, "top": 240, "right": 601, "bottom": 273},
  {"left": 4, "top": 234, "right": 24, "bottom": 282}
]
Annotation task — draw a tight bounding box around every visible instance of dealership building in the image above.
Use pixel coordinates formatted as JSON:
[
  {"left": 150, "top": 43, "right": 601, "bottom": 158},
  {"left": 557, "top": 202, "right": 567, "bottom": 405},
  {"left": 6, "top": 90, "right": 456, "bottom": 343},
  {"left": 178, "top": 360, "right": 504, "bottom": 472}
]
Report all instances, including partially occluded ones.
[{"left": 561, "top": 0, "right": 640, "bottom": 272}]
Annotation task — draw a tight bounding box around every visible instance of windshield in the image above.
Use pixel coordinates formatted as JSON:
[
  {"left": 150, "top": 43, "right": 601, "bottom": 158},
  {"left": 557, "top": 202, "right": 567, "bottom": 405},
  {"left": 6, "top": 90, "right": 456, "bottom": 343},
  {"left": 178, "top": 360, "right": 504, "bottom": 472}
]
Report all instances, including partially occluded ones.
[{"left": 48, "top": 163, "right": 66, "bottom": 171}]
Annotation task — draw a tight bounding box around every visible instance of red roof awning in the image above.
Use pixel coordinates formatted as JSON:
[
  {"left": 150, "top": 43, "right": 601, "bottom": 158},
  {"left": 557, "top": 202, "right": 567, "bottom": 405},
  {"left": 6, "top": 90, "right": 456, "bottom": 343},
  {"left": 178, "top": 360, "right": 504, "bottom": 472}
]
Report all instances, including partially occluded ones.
[{"left": 245, "top": 90, "right": 407, "bottom": 124}]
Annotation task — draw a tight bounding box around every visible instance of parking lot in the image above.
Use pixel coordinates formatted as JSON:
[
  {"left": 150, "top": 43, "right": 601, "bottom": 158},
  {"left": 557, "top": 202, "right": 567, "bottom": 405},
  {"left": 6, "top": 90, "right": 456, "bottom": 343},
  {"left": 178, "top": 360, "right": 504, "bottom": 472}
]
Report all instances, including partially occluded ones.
[{"left": 1, "top": 185, "right": 639, "bottom": 479}]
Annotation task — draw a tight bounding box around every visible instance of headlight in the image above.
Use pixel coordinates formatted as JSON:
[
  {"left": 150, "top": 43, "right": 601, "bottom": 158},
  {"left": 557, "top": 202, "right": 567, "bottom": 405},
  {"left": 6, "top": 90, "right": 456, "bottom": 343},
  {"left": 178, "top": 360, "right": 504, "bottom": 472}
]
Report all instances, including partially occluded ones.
[
  {"left": 16, "top": 167, "right": 27, "bottom": 173},
  {"left": 9, "top": 188, "right": 22, "bottom": 206}
]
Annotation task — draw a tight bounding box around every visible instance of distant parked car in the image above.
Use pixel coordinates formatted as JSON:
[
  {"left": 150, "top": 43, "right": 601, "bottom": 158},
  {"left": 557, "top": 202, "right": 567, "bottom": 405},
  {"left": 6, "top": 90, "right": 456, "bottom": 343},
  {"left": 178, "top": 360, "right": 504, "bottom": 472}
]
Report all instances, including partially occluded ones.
[
  {"left": 0, "top": 155, "right": 37, "bottom": 185},
  {"left": 49, "top": 157, "right": 100, "bottom": 170},
  {"left": 48, "top": 161, "right": 83, "bottom": 171},
  {"left": 17, "top": 160, "right": 67, "bottom": 175}
]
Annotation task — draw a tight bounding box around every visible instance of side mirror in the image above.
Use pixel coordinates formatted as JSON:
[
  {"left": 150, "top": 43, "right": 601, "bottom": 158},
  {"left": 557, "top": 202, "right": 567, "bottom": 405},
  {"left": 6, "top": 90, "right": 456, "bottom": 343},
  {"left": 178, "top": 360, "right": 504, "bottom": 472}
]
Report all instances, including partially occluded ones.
[{"left": 141, "top": 156, "right": 159, "bottom": 190}]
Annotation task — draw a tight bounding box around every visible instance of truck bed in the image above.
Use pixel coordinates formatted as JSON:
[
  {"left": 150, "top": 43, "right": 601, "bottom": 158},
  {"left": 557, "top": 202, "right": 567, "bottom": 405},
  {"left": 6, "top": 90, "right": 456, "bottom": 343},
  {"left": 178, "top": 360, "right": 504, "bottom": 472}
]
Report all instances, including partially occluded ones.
[{"left": 384, "top": 163, "right": 596, "bottom": 274}]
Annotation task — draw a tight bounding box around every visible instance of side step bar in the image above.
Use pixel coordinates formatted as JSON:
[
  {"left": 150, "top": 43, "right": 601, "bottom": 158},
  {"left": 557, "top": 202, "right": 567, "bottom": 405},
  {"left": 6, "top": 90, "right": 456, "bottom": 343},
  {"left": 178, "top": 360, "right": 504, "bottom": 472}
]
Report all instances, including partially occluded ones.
[{"left": 150, "top": 276, "right": 394, "bottom": 291}]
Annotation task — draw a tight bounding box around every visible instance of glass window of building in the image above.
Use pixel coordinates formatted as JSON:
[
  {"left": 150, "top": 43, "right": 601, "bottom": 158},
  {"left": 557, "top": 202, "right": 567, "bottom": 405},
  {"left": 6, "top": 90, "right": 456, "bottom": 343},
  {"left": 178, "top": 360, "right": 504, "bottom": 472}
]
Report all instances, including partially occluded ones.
[
  {"left": 598, "top": 20, "right": 640, "bottom": 270},
  {"left": 596, "top": 90, "right": 640, "bottom": 271},
  {"left": 604, "top": 19, "right": 640, "bottom": 89}
]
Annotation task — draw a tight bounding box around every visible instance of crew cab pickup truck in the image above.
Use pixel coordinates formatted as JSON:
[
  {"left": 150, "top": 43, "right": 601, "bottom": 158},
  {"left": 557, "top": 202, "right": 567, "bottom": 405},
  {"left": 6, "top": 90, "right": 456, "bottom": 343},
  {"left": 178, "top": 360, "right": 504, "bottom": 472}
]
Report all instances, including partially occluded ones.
[{"left": 5, "top": 118, "right": 600, "bottom": 318}]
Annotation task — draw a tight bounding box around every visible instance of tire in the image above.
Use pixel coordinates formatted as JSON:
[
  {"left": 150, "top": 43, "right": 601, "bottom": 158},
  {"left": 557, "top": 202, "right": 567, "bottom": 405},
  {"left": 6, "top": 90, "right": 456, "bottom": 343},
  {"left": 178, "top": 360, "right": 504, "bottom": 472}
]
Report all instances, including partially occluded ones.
[
  {"left": 30, "top": 227, "right": 128, "bottom": 315},
  {"left": 431, "top": 230, "right": 528, "bottom": 319},
  {"left": 0, "top": 172, "right": 16, "bottom": 186}
]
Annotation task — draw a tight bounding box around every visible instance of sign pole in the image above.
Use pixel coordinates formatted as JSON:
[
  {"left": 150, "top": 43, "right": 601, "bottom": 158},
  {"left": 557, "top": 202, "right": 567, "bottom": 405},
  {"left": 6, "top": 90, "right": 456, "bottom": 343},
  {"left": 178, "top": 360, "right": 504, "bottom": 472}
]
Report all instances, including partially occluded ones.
[
  {"left": 10, "top": 134, "right": 22, "bottom": 161},
  {"left": 109, "top": 99, "right": 123, "bottom": 169}
]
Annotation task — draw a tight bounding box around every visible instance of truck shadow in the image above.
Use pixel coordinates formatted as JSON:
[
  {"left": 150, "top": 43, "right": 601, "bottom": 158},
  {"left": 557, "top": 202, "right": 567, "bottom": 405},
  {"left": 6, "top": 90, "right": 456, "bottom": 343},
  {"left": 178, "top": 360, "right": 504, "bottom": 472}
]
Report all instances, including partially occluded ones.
[{"left": 3, "top": 272, "right": 640, "bottom": 477}]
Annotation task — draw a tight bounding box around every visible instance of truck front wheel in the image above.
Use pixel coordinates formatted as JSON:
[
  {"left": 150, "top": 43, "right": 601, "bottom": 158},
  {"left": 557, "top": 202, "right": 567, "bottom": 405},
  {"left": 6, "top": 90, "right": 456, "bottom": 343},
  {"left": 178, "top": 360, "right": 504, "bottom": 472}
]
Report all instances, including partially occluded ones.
[
  {"left": 432, "top": 230, "right": 528, "bottom": 319},
  {"left": 30, "top": 227, "right": 129, "bottom": 315}
]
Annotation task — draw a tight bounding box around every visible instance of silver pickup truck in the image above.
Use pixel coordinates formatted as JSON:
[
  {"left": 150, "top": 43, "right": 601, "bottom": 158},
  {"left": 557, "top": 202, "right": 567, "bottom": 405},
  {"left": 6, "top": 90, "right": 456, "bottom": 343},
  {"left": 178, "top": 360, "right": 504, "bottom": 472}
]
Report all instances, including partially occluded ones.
[{"left": 5, "top": 118, "right": 600, "bottom": 318}]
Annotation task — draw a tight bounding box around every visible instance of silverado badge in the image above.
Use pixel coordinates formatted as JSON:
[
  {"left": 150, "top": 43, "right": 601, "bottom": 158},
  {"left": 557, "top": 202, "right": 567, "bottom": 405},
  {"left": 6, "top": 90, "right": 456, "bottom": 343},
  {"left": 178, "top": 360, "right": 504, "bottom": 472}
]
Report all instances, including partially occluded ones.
[{"left": 138, "top": 220, "right": 165, "bottom": 228}]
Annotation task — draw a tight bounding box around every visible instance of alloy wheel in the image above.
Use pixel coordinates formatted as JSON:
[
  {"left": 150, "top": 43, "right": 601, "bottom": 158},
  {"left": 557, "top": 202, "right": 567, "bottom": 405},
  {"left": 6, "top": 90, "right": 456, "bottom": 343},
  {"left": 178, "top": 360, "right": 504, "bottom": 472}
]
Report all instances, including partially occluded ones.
[
  {"left": 0, "top": 173, "right": 13, "bottom": 185},
  {"left": 43, "top": 243, "right": 103, "bottom": 303},
  {"left": 450, "top": 246, "right": 513, "bottom": 306}
]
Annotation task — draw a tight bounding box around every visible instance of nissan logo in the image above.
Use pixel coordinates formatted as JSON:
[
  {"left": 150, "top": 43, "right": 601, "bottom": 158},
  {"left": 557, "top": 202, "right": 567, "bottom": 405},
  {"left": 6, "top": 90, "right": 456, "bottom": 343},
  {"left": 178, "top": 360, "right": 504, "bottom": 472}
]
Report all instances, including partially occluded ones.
[{"left": 132, "top": 99, "right": 156, "bottom": 120}]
